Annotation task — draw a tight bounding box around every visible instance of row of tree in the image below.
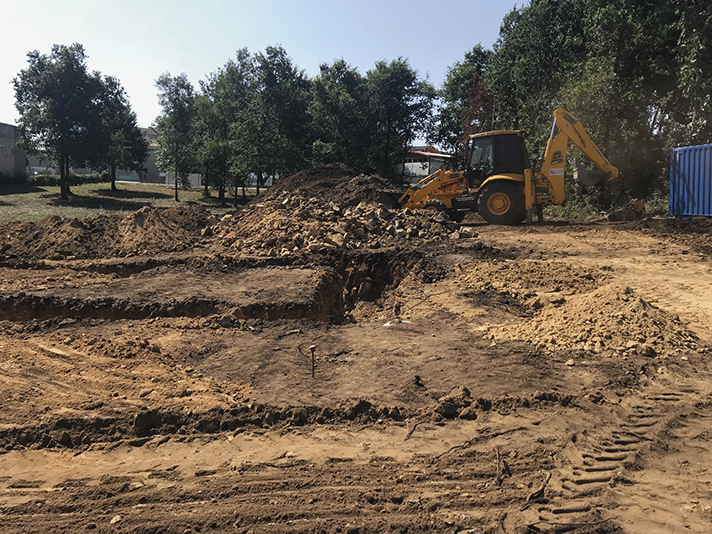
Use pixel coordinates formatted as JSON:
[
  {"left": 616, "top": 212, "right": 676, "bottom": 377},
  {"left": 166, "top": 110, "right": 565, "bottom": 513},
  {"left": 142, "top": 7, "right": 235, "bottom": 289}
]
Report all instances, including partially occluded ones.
[
  {"left": 435, "top": 0, "right": 712, "bottom": 208},
  {"left": 13, "top": 44, "right": 149, "bottom": 199},
  {"left": 155, "top": 46, "right": 435, "bottom": 203},
  {"left": 14, "top": 1, "right": 712, "bottom": 210}
]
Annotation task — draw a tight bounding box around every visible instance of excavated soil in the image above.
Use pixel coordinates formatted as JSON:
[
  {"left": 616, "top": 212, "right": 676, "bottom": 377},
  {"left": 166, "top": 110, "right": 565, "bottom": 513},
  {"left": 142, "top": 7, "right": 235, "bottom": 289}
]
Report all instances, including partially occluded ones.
[{"left": 1, "top": 167, "right": 712, "bottom": 533}]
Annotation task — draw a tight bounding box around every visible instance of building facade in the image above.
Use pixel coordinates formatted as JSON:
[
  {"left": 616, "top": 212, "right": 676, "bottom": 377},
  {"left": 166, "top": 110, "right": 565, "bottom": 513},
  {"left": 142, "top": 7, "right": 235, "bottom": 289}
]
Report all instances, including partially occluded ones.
[{"left": 0, "top": 122, "right": 27, "bottom": 180}]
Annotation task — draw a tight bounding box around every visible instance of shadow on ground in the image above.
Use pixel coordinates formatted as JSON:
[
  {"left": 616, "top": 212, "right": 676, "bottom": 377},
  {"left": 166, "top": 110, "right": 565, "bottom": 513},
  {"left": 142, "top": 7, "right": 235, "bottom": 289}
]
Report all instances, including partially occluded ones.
[
  {"left": 0, "top": 183, "right": 47, "bottom": 195},
  {"left": 48, "top": 194, "right": 156, "bottom": 212},
  {"left": 93, "top": 188, "right": 173, "bottom": 200}
]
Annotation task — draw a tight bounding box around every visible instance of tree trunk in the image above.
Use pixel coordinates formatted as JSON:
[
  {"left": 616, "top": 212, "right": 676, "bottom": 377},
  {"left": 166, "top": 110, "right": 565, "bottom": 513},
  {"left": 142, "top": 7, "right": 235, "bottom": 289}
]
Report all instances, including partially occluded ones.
[
  {"left": 233, "top": 174, "right": 239, "bottom": 208},
  {"left": 59, "top": 153, "right": 68, "bottom": 200},
  {"left": 111, "top": 165, "right": 117, "bottom": 191},
  {"left": 65, "top": 157, "right": 72, "bottom": 196},
  {"left": 203, "top": 163, "right": 210, "bottom": 198},
  {"left": 174, "top": 164, "right": 179, "bottom": 202}
]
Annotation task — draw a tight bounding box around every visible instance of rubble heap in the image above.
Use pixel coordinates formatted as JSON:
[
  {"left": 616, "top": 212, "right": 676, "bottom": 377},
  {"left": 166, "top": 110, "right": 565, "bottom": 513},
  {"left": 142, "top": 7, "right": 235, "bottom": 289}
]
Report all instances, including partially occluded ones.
[{"left": 213, "top": 193, "right": 471, "bottom": 257}]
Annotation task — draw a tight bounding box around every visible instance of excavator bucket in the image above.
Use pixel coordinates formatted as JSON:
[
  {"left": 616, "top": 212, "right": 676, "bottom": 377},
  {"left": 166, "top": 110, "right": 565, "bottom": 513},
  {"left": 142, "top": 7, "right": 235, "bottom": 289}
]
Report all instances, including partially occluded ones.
[
  {"left": 378, "top": 191, "right": 404, "bottom": 209},
  {"left": 573, "top": 158, "right": 608, "bottom": 187}
]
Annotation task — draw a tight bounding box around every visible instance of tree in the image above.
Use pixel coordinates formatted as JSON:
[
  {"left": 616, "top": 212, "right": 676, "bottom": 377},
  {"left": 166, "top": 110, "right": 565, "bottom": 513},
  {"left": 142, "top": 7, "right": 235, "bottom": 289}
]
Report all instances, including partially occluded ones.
[
  {"left": 253, "top": 46, "right": 312, "bottom": 183},
  {"left": 365, "top": 58, "right": 435, "bottom": 181},
  {"left": 308, "top": 59, "right": 371, "bottom": 170},
  {"left": 13, "top": 43, "right": 104, "bottom": 199},
  {"left": 155, "top": 73, "right": 197, "bottom": 201},
  {"left": 198, "top": 48, "right": 256, "bottom": 204},
  {"left": 100, "top": 76, "right": 149, "bottom": 191},
  {"left": 432, "top": 45, "right": 493, "bottom": 166}
]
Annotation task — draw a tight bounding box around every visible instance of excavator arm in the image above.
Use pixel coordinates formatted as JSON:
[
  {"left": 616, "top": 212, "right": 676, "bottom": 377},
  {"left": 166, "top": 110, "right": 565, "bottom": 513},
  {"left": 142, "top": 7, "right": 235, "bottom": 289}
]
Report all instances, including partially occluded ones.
[
  {"left": 378, "top": 168, "right": 468, "bottom": 210},
  {"left": 531, "top": 108, "right": 619, "bottom": 207}
]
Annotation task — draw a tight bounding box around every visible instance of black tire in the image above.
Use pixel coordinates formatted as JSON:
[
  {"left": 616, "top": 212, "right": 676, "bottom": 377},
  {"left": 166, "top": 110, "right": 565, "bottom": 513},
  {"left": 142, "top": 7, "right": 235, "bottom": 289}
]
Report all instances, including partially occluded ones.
[{"left": 477, "top": 181, "right": 525, "bottom": 225}]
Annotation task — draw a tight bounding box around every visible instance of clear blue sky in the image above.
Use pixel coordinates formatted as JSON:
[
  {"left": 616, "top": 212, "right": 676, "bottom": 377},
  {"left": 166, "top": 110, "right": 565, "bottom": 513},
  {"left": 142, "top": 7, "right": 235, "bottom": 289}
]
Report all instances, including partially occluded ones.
[{"left": 2, "top": 0, "right": 521, "bottom": 128}]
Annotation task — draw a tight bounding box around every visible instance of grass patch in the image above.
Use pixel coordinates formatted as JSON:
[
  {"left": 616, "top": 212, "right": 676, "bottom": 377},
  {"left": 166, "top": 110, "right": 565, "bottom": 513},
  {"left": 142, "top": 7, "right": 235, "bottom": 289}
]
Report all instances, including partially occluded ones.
[{"left": 0, "top": 181, "right": 256, "bottom": 223}]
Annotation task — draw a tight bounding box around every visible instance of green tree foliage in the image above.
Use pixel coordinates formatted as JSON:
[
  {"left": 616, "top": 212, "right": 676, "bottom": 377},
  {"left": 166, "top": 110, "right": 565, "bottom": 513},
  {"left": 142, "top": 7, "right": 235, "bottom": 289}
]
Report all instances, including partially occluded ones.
[
  {"left": 13, "top": 43, "right": 105, "bottom": 199},
  {"left": 155, "top": 73, "right": 197, "bottom": 201},
  {"left": 253, "top": 46, "right": 312, "bottom": 182},
  {"left": 438, "top": 0, "right": 712, "bottom": 210},
  {"left": 100, "top": 76, "right": 149, "bottom": 191},
  {"left": 308, "top": 59, "right": 371, "bottom": 170},
  {"left": 365, "top": 58, "right": 435, "bottom": 181},
  {"left": 432, "top": 45, "right": 493, "bottom": 167},
  {"left": 197, "top": 48, "right": 256, "bottom": 204}
]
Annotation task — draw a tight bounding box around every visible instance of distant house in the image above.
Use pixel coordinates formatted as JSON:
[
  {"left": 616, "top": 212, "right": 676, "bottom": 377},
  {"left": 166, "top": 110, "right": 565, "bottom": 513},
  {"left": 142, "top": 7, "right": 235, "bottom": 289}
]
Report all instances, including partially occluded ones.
[
  {"left": 399, "top": 146, "right": 452, "bottom": 182},
  {"left": 136, "top": 127, "right": 162, "bottom": 184},
  {"left": 139, "top": 126, "right": 204, "bottom": 187},
  {"left": 0, "top": 122, "right": 27, "bottom": 180}
]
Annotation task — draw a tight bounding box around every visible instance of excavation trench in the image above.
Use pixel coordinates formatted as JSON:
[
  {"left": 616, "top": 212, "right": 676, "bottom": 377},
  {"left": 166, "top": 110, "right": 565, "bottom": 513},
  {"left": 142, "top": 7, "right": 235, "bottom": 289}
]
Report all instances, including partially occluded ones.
[{"left": 0, "top": 249, "right": 423, "bottom": 325}]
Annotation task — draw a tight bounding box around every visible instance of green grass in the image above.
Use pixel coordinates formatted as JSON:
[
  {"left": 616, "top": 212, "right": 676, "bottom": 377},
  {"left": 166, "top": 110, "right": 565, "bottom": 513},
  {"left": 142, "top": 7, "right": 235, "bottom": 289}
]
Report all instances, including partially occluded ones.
[{"left": 0, "top": 181, "right": 255, "bottom": 223}]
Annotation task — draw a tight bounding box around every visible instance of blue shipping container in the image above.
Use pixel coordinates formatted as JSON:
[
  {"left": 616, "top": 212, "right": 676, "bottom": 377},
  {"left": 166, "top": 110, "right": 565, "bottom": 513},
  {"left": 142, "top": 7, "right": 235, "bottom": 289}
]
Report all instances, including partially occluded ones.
[{"left": 670, "top": 143, "right": 712, "bottom": 217}]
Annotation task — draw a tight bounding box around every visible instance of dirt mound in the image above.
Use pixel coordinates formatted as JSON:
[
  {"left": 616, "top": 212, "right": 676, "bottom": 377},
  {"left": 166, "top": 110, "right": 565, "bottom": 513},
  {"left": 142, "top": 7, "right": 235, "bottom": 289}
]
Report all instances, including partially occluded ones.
[
  {"left": 0, "top": 205, "right": 210, "bottom": 260},
  {"left": 485, "top": 283, "right": 699, "bottom": 357},
  {"left": 113, "top": 205, "right": 209, "bottom": 257},
  {"left": 458, "top": 259, "right": 607, "bottom": 299},
  {"left": 260, "top": 166, "right": 391, "bottom": 208}
]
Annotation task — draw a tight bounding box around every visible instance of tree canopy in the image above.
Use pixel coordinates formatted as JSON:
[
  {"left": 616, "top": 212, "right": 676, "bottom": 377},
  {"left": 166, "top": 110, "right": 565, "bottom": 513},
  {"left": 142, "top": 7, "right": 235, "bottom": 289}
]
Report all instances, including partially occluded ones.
[
  {"left": 15, "top": 4, "right": 712, "bottom": 210},
  {"left": 435, "top": 0, "right": 712, "bottom": 209},
  {"left": 13, "top": 43, "right": 148, "bottom": 199}
]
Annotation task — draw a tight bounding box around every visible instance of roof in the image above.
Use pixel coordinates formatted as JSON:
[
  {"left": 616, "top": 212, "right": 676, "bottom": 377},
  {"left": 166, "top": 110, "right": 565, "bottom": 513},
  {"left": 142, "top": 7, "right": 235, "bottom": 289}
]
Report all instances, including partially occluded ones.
[
  {"left": 470, "top": 129, "right": 529, "bottom": 139},
  {"left": 406, "top": 150, "right": 453, "bottom": 159}
]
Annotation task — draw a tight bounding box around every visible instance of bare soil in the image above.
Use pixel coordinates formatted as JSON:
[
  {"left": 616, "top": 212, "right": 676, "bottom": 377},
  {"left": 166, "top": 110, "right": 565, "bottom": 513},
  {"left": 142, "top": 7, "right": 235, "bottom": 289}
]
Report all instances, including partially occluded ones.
[{"left": 1, "top": 167, "right": 711, "bottom": 533}]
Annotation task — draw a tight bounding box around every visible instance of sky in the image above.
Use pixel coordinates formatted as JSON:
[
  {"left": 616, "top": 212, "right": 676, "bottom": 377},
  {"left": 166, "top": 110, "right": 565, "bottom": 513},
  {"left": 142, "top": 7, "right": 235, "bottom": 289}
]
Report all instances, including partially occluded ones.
[{"left": 2, "top": 0, "right": 521, "bottom": 129}]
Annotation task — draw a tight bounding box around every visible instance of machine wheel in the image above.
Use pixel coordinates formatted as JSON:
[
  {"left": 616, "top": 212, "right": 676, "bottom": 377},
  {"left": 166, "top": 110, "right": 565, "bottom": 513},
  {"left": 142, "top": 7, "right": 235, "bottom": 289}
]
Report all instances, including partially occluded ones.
[{"left": 477, "top": 181, "right": 525, "bottom": 225}]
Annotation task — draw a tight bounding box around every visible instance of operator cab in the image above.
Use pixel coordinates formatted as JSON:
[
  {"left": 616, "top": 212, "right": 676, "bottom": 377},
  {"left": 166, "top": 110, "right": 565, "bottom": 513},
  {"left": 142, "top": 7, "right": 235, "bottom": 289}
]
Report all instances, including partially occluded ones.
[{"left": 466, "top": 130, "right": 529, "bottom": 189}]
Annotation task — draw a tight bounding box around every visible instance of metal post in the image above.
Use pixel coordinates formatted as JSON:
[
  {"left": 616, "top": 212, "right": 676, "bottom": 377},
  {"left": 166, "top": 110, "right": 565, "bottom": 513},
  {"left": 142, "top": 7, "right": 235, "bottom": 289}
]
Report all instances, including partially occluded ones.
[{"left": 309, "top": 345, "right": 316, "bottom": 378}]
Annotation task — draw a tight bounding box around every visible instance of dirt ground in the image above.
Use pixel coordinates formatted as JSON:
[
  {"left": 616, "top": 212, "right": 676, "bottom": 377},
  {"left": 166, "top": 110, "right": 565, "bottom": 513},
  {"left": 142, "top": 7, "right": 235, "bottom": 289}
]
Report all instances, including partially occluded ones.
[{"left": 1, "top": 168, "right": 711, "bottom": 533}]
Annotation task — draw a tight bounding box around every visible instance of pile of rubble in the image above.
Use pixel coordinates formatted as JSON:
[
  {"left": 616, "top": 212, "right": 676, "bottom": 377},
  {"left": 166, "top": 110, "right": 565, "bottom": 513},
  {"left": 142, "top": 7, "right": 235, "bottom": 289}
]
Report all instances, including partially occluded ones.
[{"left": 212, "top": 193, "right": 474, "bottom": 257}]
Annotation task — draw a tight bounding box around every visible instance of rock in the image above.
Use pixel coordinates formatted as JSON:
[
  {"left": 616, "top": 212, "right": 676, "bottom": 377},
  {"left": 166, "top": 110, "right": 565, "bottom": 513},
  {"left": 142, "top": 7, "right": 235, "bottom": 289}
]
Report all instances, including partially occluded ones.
[
  {"left": 110, "top": 515, "right": 122, "bottom": 525},
  {"left": 459, "top": 405, "right": 478, "bottom": 420},
  {"left": 460, "top": 227, "right": 478, "bottom": 238},
  {"left": 352, "top": 227, "right": 366, "bottom": 240},
  {"left": 637, "top": 344, "right": 657, "bottom": 357},
  {"left": 57, "top": 430, "right": 73, "bottom": 446},
  {"left": 565, "top": 359, "right": 575, "bottom": 366},
  {"left": 450, "top": 231, "right": 461, "bottom": 240},
  {"left": 325, "top": 233, "right": 345, "bottom": 248},
  {"left": 434, "top": 397, "right": 460, "bottom": 418}
]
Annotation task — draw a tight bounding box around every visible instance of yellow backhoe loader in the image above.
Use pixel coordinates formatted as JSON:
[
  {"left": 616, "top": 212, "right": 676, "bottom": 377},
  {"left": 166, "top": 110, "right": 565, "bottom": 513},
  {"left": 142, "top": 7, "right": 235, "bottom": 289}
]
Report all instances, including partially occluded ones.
[{"left": 379, "top": 108, "right": 619, "bottom": 224}]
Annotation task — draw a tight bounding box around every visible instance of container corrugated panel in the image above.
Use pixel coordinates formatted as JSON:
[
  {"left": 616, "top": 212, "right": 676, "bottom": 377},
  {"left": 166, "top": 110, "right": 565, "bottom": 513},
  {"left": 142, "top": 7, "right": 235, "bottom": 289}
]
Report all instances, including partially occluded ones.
[{"left": 670, "top": 143, "right": 712, "bottom": 217}]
